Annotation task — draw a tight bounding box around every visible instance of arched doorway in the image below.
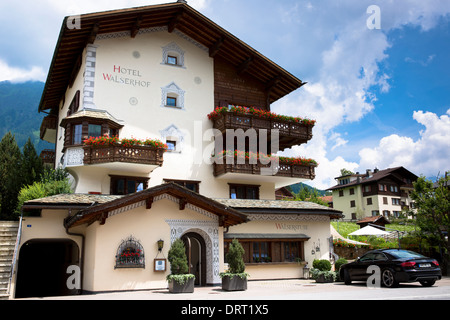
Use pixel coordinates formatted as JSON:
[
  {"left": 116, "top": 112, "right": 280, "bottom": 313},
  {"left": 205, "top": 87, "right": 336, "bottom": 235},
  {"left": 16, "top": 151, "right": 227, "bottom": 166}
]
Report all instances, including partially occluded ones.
[
  {"left": 181, "top": 233, "right": 206, "bottom": 286},
  {"left": 15, "top": 239, "right": 80, "bottom": 298}
]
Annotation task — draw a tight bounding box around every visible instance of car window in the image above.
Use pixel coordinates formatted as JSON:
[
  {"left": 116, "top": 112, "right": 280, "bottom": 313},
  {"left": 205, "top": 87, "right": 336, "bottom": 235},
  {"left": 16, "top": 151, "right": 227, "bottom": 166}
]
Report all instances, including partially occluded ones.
[
  {"left": 360, "top": 253, "right": 375, "bottom": 262},
  {"left": 385, "top": 250, "right": 426, "bottom": 259},
  {"left": 374, "top": 253, "right": 388, "bottom": 261}
]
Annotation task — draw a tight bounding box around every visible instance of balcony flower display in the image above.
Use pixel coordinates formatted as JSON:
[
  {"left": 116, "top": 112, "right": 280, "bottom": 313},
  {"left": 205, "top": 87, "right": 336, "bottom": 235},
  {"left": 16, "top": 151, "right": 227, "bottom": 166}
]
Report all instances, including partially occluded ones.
[
  {"left": 84, "top": 135, "right": 168, "bottom": 150},
  {"left": 207, "top": 106, "right": 316, "bottom": 126},
  {"left": 213, "top": 150, "right": 318, "bottom": 166}
]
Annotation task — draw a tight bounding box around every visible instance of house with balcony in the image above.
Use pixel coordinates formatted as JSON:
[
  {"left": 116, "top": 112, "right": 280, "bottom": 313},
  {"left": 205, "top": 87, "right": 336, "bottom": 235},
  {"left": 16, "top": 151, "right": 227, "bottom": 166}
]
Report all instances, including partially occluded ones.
[
  {"left": 11, "top": 1, "right": 342, "bottom": 298},
  {"left": 327, "top": 167, "right": 418, "bottom": 221}
]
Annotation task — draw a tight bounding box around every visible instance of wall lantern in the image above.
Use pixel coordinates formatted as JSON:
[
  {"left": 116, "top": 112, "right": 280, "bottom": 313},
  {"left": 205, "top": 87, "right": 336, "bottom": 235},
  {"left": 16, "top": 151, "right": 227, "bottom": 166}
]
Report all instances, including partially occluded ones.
[
  {"left": 303, "top": 263, "right": 310, "bottom": 280},
  {"left": 157, "top": 239, "right": 164, "bottom": 252}
]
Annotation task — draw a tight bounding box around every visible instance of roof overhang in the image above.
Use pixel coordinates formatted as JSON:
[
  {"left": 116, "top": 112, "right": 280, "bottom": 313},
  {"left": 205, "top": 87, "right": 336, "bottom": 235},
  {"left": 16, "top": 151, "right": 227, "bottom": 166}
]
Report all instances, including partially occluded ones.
[
  {"left": 39, "top": 2, "right": 304, "bottom": 114},
  {"left": 63, "top": 182, "right": 248, "bottom": 228}
]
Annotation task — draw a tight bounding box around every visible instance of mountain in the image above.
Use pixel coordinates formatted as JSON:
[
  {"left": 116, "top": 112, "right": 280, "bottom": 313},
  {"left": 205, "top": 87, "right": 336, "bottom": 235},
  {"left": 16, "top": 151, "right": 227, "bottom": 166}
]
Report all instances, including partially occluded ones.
[
  {"left": 286, "top": 182, "right": 329, "bottom": 196},
  {"left": 0, "top": 81, "right": 53, "bottom": 153}
]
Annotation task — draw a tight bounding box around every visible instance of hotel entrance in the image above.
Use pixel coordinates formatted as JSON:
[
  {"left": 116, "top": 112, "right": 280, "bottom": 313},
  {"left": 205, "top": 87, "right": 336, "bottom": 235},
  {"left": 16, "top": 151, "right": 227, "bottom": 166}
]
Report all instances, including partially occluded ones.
[{"left": 182, "top": 232, "right": 206, "bottom": 286}]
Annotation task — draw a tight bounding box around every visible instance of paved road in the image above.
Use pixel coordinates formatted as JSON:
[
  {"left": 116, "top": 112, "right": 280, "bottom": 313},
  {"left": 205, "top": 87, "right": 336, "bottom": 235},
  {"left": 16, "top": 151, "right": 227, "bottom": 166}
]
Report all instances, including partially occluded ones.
[{"left": 16, "top": 276, "right": 450, "bottom": 301}]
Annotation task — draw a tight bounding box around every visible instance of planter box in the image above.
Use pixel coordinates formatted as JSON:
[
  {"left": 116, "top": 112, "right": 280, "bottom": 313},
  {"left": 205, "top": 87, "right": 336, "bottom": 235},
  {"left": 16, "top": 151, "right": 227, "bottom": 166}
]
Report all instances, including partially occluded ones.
[
  {"left": 315, "top": 274, "right": 334, "bottom": 283},
  {"left": 221, "top": 275, "right": 248, "bottom": 291},
  {"left": 168, "top": 277, "right": 195, "bottom": 293}
]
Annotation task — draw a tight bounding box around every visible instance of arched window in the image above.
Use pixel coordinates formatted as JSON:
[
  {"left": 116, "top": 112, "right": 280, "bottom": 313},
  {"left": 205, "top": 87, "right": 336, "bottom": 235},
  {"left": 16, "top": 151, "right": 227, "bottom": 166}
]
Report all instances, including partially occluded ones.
[{"left": 115, "top": 236, "right": 145, "bottom": 269}]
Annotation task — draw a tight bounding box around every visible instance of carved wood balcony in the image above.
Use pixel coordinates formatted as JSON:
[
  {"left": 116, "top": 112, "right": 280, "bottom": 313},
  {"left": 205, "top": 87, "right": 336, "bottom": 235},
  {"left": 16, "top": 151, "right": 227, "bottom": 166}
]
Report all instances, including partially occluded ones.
[
  {"left": 83, "top": 144, "right": 165, "bottom": 167},
  {"left": 39, "top": 149, "right": 56, "bottom": 166},
  {"left": 213, "top": 154, "right": 316, "bottom": 187},
  {"left": 210, "top": 110, "right": 314, "bottom": 150}
]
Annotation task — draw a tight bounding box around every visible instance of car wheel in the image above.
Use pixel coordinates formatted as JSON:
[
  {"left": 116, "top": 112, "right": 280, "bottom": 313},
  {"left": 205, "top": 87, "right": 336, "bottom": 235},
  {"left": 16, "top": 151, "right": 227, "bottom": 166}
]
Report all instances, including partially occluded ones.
[
  {"left": 381, "top": 268, "right": 399, "bottom": 288},
  {"left": 343, "top": 269, "right": 352, "bottom": 285},
  {"left": 419, "top": 280, "right": 436, "bottom": 287}
]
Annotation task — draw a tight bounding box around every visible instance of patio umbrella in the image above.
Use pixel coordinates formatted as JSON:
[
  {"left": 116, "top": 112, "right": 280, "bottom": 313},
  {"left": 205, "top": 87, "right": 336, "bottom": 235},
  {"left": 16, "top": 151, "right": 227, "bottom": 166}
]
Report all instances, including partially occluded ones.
[{"left": 348, "top": 225, "right": 390, "bottom": 236}]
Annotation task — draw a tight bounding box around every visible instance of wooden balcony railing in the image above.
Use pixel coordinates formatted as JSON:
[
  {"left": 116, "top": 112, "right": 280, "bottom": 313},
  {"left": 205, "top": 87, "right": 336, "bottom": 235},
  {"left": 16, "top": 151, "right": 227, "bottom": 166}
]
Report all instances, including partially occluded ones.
[
  {"left": 213, "top": 158, "right": 316, "bottom": 180},
  {"left": 83, "top": 144, "right": 165, "bottom": 166},
  {"left": 39, "top": 149, "right": 56, "bottom": 165},
  {"left": 210, "top": 111, "right": 314, "bottom": 149}
]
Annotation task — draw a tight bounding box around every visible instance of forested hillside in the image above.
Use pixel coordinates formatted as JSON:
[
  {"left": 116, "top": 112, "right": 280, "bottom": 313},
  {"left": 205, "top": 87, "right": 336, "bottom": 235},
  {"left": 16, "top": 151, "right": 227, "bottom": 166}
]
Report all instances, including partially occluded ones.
[{"left": 0, "top": 81, "right": 53, "bottom": 153}]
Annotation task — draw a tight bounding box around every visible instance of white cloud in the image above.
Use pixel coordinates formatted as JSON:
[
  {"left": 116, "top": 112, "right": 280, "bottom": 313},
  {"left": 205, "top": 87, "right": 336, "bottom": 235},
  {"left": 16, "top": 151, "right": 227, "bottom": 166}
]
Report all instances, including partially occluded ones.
[
  {"left": 0, "top": 59, "right": 46, "bottom": 82},
  {"left": 358, "top": 109, "right": 450, "bottom": 176}
]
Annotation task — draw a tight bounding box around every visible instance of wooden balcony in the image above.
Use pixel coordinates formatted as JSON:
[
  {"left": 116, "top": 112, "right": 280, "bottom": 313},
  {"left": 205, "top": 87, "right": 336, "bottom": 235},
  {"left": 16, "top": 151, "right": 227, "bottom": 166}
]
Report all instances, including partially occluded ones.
[
  {"left": 210, "top": 110, "right": 314, "bottom": 150},
  {"left": 213, "top": 156, "right": 316, "bottom": 188},
  {"left": 83, "top": 144, "right": 165, "bottom": 167},
  {"left": 40, "top": 115, "right": 58, "bottom": 143},
  {"left": 39, "top": 149, "right": 55, "bottom": 166}
]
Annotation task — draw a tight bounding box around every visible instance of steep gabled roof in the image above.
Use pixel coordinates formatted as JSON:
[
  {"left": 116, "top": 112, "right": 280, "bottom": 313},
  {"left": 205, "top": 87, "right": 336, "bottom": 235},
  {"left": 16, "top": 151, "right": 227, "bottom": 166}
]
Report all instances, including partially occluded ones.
[{"left": 39, "top": 2, "right": 304, "bottom": 113}]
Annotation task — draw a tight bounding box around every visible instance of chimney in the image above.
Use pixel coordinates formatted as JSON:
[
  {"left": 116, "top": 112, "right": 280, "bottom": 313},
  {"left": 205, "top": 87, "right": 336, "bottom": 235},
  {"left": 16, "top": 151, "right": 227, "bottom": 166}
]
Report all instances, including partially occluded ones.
[{"left": 366, "top": 169, "right": 372, "bottom": 177}]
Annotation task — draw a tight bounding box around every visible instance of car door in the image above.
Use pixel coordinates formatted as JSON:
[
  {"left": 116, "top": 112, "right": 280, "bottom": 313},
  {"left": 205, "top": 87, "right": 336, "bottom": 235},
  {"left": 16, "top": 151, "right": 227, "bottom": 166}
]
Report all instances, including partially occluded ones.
[{"left": 350, "top": 252, "right": 376, "bottom": 280}]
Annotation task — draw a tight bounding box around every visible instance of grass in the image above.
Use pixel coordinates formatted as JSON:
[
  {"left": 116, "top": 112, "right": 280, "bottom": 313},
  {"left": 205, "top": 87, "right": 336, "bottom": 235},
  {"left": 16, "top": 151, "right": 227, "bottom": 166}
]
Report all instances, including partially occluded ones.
[{"left": 331, "top": 221, "right": 418, "bottom": 238}]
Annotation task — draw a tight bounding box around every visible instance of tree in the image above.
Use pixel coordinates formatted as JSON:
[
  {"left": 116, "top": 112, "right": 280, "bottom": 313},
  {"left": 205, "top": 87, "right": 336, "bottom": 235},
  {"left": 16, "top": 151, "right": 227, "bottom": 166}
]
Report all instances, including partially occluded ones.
[
  {"left": 21, "top": 137, "right": 44, "bottom": 187},
  {"left": 226, "top": 239, "right": 246, "bottom": 274},
  {"left": 0, "top": 132, "right": 23, "bottom": 220},
  {"left": 411, "top": 175, "right": 450, "bottom": 275},
  {"left": 340, "top": 168, "right": 355, "bottom": 176},
  {"left": 167, "top": 239, "right": 189, "bottom": 275}
]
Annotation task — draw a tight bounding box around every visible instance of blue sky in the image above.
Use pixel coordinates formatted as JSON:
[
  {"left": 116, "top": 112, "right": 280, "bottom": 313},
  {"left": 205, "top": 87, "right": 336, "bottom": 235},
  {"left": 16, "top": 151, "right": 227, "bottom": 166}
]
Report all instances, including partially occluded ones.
[{"left": 0, "top": 0, "right": 449, "bottom": 189}]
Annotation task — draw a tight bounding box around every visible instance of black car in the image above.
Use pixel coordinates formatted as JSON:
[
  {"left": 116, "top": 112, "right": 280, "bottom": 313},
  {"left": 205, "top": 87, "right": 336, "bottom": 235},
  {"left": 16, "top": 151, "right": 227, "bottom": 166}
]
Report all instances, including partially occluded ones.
[{"left": 340, "top": 249, "right": 442, "bottom": 288}]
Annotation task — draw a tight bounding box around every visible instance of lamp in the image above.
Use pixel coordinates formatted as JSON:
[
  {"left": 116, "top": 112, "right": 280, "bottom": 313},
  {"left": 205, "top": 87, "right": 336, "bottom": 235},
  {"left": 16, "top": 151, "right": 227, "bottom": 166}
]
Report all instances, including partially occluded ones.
[{"left": 157, "top": 239, "right": 164, "bottom": 252}]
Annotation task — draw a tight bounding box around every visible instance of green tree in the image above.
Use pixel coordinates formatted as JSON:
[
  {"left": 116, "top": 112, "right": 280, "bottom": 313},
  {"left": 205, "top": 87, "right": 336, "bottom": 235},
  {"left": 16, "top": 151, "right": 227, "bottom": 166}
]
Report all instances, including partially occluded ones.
[
  {"left": 226, "top": 239, "right": 246, "bottom": 274},
  {"left": 411, "top": 175, "right": 450, "bottom": 274},
  {"left": 340, "top": 168, "right": 355, "bottom": 176},
  {"left": 0, "top": 132, "right": 23, "bottom": 220},
  {"left": 167, "top": 239, "right": 189, "bottom": 275},
  {"left": 21, "top": 137, "right": 44, "bottom": 187}
]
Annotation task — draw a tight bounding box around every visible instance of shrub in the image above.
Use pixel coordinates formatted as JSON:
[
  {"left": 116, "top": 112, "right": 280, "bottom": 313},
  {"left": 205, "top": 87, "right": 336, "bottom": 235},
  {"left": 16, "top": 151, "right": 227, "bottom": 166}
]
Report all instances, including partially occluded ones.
[
  {"left": 226, "top": 239, "right": 246, "bottom": 274},
  {"left": 335, "top": 258, "right": 348, "bottom": 272},
  {"left": 312, "top": 259, "right": 332, "bottom": 271},
  {"left": 167, "top": 239, "right": 189, "bottom": 275}
]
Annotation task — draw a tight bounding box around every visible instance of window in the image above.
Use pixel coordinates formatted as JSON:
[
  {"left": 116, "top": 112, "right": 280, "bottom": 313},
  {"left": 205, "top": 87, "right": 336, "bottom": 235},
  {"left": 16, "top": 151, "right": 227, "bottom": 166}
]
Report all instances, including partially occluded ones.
[
  {"left": 164, "top": 179, "right": 200, "bottom": 193},
  {"left": 284, "top": 242, "right": 300, "bottom": 262},
  {"left": 167, "top": 55, "right": 177, "bottom": 65},
  {"left": 72, "top": 124, "right": 82, "bottom": 145},
  {"left": 349, "top": 188, "right": 355, "bottom": 195},
  {"left": 166, "top": 96, "right": 177, "bottom": 107},
  {"left": 229, "top": 184, "right": 260, "bottom": 199},
  {"left": 364, "top": 185, "right": 371, "bottom": 192},
  {"left": 383, "top": 197, "right": 388, "bottom": 204},
  {"left": 367, "top": 197, "right": 373, "bottom": 205},
  {"left": 339, "top": 190, "right": 344, "bottom": 197},
  {"left": 253, "top": 242, "right": 270, "bottom": 263},
  {"left": 350, "top": 200, "right": 356, "bottom": 207},
  {"left": 88, "top": 124, "right": 102, "bottom": 138},
  {"left": 392, "top": 198, "right": 401, "bottom": 205},
  {"left": 110, "top": 175, "right": 149, "bottom": 195},
  {"left": 166, "top": 140, "right": 176, "bottom": 151},
  {"left": 67, "top": 91, "right": 80, "bottom": 116},
  {"left": 115, "top": 236, "right": 145, "bottom": 269}
]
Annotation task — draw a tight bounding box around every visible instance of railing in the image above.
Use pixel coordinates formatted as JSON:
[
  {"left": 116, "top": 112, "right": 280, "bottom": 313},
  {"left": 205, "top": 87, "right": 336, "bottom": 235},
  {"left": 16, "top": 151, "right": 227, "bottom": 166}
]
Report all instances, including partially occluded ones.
[
  {"left": 213, "top": 158, "right": 316, "bottom": 180},
  {"left": 39, "top": 149, "right": 56, "bottom": 165},
  {"left": 211, "top": 111, "right": 314, "bottom": 143},
  {"left": 83, "top": 144, "right": 165, "bottom": 166}
]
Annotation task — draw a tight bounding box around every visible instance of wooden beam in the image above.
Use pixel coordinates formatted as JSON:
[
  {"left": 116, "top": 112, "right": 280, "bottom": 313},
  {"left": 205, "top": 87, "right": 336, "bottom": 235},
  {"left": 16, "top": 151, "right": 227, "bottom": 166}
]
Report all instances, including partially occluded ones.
[
  {"left": 237, "top": 56, "right": 254, "bottom": 75},
  {"left": 209, "top": 37, "right": 224, "bottom": 58},
  {"left": 168, "top": 12, "right": 183, "bottom": 33},
  {"left": 179, "top": 198, "right": 187, "bottom": 210},
  {"left": 87, "top": 23, "right": 100, "bottom": 44},
  {"left": 131, "top": 15, "right": 143, "bottom": 38},
  {"left": 146, "top": 197, "right": 153, "bottom": 209},
  {"left": 99, "top": 212, "right": 108, "bottom": 225}
]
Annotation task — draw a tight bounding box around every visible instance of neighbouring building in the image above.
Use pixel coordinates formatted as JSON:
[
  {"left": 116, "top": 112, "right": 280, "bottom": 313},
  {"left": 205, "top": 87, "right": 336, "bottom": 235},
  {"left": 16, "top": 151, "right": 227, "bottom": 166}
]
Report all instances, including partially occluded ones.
[
  {"left": 11, "top": 1, "right": 342, "bottom": 298},
  {"left": 327, "top": 167, "right": 418, "bottom": 221}
]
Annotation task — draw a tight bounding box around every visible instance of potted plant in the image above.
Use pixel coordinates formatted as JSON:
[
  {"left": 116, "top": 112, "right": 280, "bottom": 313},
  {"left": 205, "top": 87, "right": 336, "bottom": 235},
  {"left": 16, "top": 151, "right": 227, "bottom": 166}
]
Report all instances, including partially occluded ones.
[
  {"left": 166, "top": 239, "right": 195, "bottom": 293},
  {"left": 311, "top": 259, "right": 336, "bottom": 283},
  {"left": 220, "top": 239, "right": 249, "bottom": 291}
]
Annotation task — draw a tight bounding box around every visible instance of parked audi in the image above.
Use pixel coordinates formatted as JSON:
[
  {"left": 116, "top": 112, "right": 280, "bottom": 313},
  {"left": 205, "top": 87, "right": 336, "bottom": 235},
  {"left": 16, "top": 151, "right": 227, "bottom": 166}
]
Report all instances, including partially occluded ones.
[{"left": 340, "top": 249, "right": 442, "bottom": 288}]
